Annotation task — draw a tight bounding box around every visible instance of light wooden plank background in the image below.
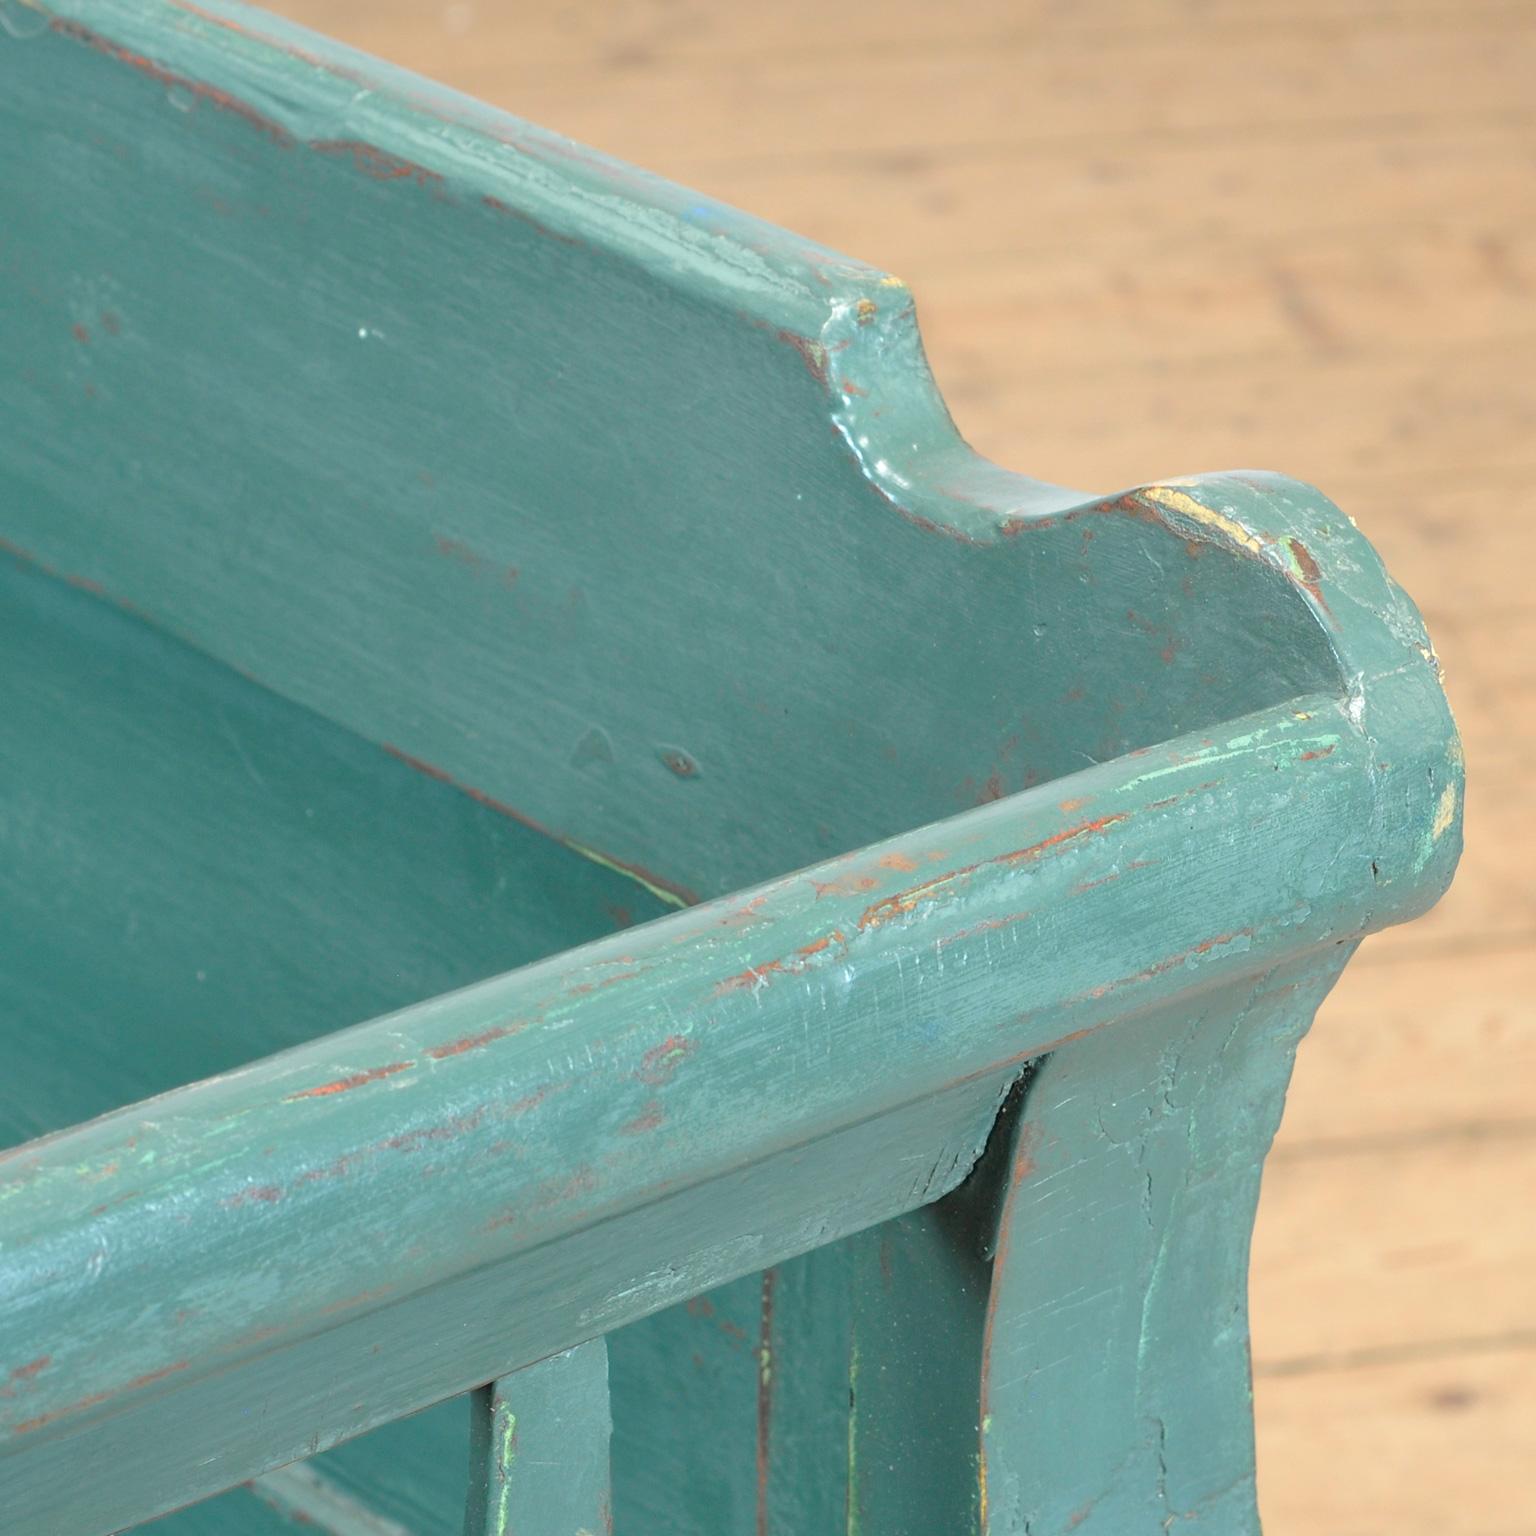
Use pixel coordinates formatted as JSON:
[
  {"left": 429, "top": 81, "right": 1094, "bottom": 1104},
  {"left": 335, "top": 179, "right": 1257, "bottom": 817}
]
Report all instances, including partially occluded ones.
[{"left": 266, "top": 1, "right": 1535, "bottom": 1527}]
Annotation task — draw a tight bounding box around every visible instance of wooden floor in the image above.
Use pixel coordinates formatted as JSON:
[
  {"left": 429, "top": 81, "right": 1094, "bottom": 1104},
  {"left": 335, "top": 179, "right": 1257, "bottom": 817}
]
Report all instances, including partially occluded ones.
[{"left": 265, "top": 1, "right": 1535, "bottom": 1527}]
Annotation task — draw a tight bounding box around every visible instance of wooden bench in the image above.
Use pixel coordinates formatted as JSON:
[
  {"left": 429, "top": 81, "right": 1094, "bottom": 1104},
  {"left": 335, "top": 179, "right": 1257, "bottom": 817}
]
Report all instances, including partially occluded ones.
[{"left": 0, "top": 1, "right": 1462, "bottom": 1531}]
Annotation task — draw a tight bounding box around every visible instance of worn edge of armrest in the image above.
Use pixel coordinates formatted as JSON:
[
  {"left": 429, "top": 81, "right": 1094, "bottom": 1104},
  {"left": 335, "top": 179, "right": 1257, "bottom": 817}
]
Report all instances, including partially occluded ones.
[
  {"left": 0, "top": 672, "right": 1460, "bottom": 1460},
  {"left": 0, "top": 0, "right": 1462, "bottom": 1517}
]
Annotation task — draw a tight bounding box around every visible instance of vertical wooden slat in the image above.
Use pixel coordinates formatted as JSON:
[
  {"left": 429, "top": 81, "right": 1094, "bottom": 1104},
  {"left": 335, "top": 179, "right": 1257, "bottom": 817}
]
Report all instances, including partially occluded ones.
[
  {"left": 249, "top": 1462, "right": 415, "bottom": 1536},
  {"left": 464, "top": 1338, "right": 612, "bottom": 1536}
]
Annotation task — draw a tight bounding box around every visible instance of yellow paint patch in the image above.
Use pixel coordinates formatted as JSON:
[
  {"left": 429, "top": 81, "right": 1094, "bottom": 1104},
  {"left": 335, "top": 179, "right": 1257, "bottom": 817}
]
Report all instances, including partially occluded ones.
[
  {"left": 878, "top": 273, "right": 906, "bottom": 287},
  {"left": 1140, "top": 485, "right": 1268, "bottom": 560},
  {"left": 565, "top": 841, "right": 689, "bottom": 907},
  {"left": 1431, "top": 780, "right": 1458, "bottom": 841}
]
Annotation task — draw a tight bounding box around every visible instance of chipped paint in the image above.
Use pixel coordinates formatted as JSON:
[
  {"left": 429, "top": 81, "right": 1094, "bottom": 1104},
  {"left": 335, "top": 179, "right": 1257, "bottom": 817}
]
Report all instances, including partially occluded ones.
[
  {"left": 1416, "top": 778, "right": 1461, "bottom": 872},
  {"left": 998, "top": 815, "right": 1129, "bottom": 866},
  {"left": 636, "top": 1035, "right": 694, "bottom": 1085},
  {"left": 564, "top": 840, "right": 697, "bottom": 908},
  {"left": 309, "top": 139, "right": 447, "bottom": 194},
  {"left": 1083, "top": 929, "right": 1255, "bottom": 1001},
  {"left": 1431, "top": 779, "right": 1458, "bottom": 841},
  {"left": 797, "top": 930, "right": 846, "bottom": 958},
  {"left": 620, "top": 1102, "right": 665, "bottom": 1136},
  {"left": 658, "top": 746, "right": 700, "bottom": 778},
  {"left": 424, "top": 1022, "right": 522, "bottom": 1060},
  {"left": 0, "top": 1357, "right": 51, "bottom": 1399},
  {"left": 1283, "top": 537, "right": 1328, "bottom": 610},
  {"left": 775, "top": 329, "right": 829, "bottom": 384},
  {"left": 491, "top": 1407, "right": 517, "bottom": 1536},
  {"left": 481, "top": 193, "right": 582, "bottom": 246},
  {"left": 51, "top": 17, "right": 296, "bottom": 145},
  {"left": 223, "top": 1184, "right": 283, "bottom": 1208},
  {"left": 1139, "top": 485, "right": 1268, "bottom": 560},
  {"left": 717, "top": 961, "right": 785, "bottom": 995},
  {"left": 285, "top": 1062, "right": 413, "bottom": 1101},
  {"left": 810, "top": 872, "right": 881, "bottom": 900},
  {"left": 381, "top": 743, "right": 698, "bottom": 907},
  {"left": 13, "top": 1360, "right": 188, "bottom": 1436},
  {"left": 717, "top": 929, "right": 849, "bottom": 995},
  {"left": 935, "top": 911, "right": 1034, "bottom": 948},
  {"left": 756, "top": 1267, "right": 777, "bottom": 1536},
  {"left": 857, "top": 816, "right": 1129, "bottom": 932},
  {"left": 1119, "top": 726, "right": 1339, "bottom": 794}
]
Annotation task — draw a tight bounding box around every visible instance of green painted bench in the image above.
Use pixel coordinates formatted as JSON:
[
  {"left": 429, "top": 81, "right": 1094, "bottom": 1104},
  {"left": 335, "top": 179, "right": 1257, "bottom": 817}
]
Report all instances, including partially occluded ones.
[{"left": 0, "top": 2, "right": 1462, "bottom": 1531}]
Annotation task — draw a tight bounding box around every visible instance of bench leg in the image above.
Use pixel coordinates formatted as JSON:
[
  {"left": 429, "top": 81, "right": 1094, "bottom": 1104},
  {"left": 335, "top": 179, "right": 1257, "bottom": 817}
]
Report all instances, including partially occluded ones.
[
  {"left": 975, "top": 952, "right": 1349, "bottom": 1534},
  {"left": 464, "top": 1338, "right": 612, "bottom": 1536},
  {"left": 815, "top": 950, "right": 1348, "bottom": 1533},
  {"left": 604, "top": 951, "right": 1345, "bottom": 1534}
]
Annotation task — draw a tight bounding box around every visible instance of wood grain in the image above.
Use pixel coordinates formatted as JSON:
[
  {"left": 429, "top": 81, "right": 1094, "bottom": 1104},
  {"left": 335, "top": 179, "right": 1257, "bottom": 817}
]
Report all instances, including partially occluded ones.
[
  {"left": 1271, "top": 946, "right": 1536, "bottom": 1146},
  {"left": 1256, "top": 1349, "right": 1536, "bottom": 1536},
  {"left": 249, "top": 15, "right": 1536, "bottom": 173},
  {"left": 1253, "top": 1133, "right": 1536, "bottom": 1364}
]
